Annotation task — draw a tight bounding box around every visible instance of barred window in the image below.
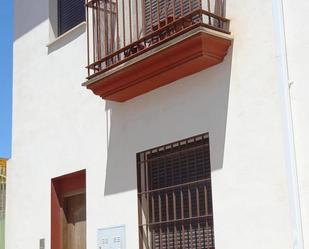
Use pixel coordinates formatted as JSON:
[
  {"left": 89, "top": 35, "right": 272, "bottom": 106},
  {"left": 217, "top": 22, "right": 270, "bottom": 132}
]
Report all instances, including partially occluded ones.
[{"left": 137, "top": 134, "right": 215, "bottom": 249}]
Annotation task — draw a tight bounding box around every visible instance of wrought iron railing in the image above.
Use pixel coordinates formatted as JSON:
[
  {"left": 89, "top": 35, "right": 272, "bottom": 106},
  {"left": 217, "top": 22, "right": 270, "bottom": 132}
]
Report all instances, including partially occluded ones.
[
  {"left": 86, "top": 0, "right": 230, "bottom": 80},
  {"left": 137, "top": 134, "right": 214, "bottom": 249}
]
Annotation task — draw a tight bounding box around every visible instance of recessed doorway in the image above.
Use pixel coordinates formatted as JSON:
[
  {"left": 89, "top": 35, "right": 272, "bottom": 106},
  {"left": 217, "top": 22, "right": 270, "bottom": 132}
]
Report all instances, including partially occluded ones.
[{"left": 51, "top": 170, "right": 86, "bottom": 249}]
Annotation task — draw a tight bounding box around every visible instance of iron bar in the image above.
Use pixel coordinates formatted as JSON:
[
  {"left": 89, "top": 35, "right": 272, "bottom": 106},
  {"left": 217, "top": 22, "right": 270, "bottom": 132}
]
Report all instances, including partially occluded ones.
[
  {"left": 91, "top": 3, "right": 96, "bottom": 70},
  {"left": 136, "top": 0, "right": 139, "bottom": 39},
  {"left": 129, "top": 0, "right": 133, "bottom": 43},
  {"left": 139, "top": 214, "right": 212, "bottom": 227},
  {"left": 86, "top": 6, "right": 229, "bottom": 73},
  {"left": 165, "top": 192, "right": 170, "bottom": 249},
  {"left": 122, "top": 0, "right": 126, "bottom": 47},
  {"left": 173, "top": 191, "right": 178, "bottom": 249},
  {"left": 86, "top": 0, "right": 230, "bottom": 92},
  {"left": 159, "top": 193, "right": 163, "bottom": 249},
  {"left": 152, "top": 193, "right": 156, "bottom": 249},
  {"left": 136, "top": 134, "right": 214, "bottom": 249},
  {"left": 86, "top": 1, "right": 90, "bottom": 76},
  {"left": 97, "top": 0, "right": 102, "bottom": 68}
]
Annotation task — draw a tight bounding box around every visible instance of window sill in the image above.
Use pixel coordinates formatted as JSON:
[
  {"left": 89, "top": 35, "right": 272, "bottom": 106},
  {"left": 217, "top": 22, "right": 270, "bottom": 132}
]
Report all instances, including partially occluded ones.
[{"left": 47, "top": 22, "right": 86, "bottom": 48}]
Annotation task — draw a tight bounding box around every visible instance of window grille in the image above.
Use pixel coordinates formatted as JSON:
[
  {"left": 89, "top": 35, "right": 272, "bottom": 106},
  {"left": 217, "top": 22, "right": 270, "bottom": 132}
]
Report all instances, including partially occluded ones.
[
  {"left": 144, "top": 0, "right": 201, "bottom": 34},
  {"left": 137, "top": 134, "right": 215, "bottom": 249},
  {"left": 58, "top": 0, "right": 86, "bottom": 36}
]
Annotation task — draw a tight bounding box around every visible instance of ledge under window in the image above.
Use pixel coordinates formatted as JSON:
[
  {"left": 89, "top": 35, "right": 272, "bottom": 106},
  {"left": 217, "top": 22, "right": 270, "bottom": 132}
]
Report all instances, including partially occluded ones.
[{"left": 47, "top": 22, "right": 86, "bottom": 49}]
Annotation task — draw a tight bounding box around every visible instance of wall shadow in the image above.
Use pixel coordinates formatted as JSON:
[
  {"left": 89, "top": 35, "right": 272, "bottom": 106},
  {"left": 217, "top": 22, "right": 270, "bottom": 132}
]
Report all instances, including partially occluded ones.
[
  {"left": 14, "top": 0, "right": 48, "bottom": 40},
  {"left": 103, "top": 46, "right": 234, "bottom": 196},
  {"left": 47, "top": 23, "right": 86, "bottom": 54}
]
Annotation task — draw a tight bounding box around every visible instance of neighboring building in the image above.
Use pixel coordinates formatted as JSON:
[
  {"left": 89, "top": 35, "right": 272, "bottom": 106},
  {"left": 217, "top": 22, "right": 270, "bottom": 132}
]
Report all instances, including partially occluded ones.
[
  {"left": 0, "top": 160, "right": 6, "bottom": 249},
  {"left": 0, "top": 2, "right": 12, "bottom": 246},
  {"left": 7, "top": 1, "right": 309, "bottom": 249}
]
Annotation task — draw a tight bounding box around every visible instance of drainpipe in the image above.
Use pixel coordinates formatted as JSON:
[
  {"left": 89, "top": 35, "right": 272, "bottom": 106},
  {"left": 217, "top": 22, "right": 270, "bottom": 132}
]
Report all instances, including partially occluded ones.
[{"left": 271, "top": 1, "right": 304, "bottom": 249}]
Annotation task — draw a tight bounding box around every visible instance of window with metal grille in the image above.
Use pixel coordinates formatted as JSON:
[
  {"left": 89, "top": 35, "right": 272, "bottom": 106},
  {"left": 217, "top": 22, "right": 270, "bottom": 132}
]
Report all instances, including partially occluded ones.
[
  {"left": 137, "top": 134, "right": 215, "bottom": 249},
  {"left": 58, "top": 0, "right": 85, "bottom": 36},
  {"left": 144, "top": 0, "right": 201, "bottom": 34}
]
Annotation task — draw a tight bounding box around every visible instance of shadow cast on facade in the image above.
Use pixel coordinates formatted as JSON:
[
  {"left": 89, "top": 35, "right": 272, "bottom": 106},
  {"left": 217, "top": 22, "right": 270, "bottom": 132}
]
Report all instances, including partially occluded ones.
[
  {"left": 14, "top": 0, "right": 48, "bottom": 40},
  {"left": 103, "top": 46, "right": 234, "bottom": 196},
  {"left": 47, "top": 23, "right": 86, "bottom": 54},
  {"left": 14, "top": 0, "right": 86, "bottom": 54}
]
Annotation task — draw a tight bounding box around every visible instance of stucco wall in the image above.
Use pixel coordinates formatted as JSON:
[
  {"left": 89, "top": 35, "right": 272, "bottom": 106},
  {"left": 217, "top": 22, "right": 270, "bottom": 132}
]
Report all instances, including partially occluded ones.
[
  {"left": 7, "top": 0, "right": 303, "bottom": 249},
  {"left": 284, "top": 1, "right": 309, "bottom": 247}
]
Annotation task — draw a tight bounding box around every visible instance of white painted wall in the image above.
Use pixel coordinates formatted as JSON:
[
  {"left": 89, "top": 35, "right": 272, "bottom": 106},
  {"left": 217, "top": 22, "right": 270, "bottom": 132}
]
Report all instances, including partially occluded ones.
[
  {"left": 8, "top": 0, "right": 309, "bottom": 249},
  {"left": 283, "top": 1, "right": 309, "bottom": 248}
]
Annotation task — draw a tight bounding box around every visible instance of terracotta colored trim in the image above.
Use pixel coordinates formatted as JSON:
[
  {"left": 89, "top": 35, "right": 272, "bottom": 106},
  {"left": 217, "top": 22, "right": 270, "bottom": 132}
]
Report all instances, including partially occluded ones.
[
  {"left": 51, "top": 182, "right": 61, "bottom": 249},
  {"left": 51, "top": 170, "right": 86, "bottom": 249},
  {"left": 87, "top": 32, "right": 231, "bottom": 102}
]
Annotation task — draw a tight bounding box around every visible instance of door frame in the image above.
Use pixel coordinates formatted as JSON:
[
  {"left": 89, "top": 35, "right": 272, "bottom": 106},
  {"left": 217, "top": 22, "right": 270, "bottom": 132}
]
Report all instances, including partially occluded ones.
[{"left": 51, "top": 169, "right": 86, "bottom": 249}]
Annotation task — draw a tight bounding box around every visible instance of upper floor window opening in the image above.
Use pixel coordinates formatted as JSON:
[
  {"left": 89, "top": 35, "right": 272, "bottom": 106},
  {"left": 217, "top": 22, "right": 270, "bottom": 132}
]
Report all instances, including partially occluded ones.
[{"left": 57, "top": 0, "right": 86, "bottom": 36}]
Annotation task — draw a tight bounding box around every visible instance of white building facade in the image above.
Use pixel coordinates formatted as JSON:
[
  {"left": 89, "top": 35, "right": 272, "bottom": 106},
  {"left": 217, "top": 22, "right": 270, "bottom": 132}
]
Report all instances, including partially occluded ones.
[{"left": 7, "top": 1, "right": 309, "bottom": 249}]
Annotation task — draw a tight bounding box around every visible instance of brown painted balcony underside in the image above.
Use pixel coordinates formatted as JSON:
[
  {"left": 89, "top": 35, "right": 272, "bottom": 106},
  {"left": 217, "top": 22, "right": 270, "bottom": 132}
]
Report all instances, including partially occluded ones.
[{"left": 85, "top": 30, "right": 231, "bottom": 102}]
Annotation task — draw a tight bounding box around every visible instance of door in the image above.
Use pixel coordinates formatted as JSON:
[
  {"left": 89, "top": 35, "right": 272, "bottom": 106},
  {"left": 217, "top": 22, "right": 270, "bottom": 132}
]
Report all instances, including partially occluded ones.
[{"left": 62, "top": 192, "right": 86, "bottom": 249}]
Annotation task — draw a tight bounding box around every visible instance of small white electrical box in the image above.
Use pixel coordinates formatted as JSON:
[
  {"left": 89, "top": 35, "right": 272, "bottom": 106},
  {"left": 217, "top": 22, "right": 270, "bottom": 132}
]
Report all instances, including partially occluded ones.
[{"left": 97, "top": 225, "right": 125, "bottom": 249}]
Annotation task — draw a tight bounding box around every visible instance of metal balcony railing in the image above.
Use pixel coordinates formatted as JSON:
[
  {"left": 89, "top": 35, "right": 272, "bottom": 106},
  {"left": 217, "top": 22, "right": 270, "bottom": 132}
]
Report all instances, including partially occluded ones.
[{"left": 86, "top": 0, "right": 230, "bottom": 80}]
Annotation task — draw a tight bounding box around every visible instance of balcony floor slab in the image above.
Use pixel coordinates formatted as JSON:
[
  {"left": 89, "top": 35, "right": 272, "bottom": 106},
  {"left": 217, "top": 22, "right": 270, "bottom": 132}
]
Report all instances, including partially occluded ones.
[{"left": 85, "top": 27, "right": 232, "bottom": 102}]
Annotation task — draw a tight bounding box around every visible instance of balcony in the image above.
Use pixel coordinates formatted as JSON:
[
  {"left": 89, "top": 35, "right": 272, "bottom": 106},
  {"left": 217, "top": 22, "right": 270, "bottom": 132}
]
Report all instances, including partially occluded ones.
[{"left": 84, "top": 0, "right": 232, "bottom": 102}]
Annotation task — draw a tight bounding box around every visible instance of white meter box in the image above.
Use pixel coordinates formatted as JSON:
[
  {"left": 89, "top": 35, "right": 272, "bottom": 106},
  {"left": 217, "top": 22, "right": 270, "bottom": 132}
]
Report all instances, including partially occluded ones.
[{"left": 97, "top": 225, "right": 126, "bottom": 249}]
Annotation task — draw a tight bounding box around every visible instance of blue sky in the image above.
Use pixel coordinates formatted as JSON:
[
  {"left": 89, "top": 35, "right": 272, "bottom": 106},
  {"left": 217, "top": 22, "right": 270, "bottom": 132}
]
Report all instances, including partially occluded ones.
[{"left": 0, "top": 1, "right": 13, "bottom": 159}]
